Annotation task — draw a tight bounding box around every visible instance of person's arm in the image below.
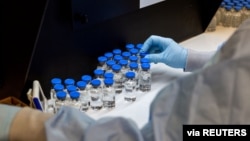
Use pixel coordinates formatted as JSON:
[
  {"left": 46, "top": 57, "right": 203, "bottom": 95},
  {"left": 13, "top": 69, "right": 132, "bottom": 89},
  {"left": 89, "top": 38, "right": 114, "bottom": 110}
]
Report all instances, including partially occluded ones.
[
  {"left": 185, "top": 49, "right": 216, "bottom": 72},
  {"left": 44, "top": 19, "right": 250, "bottom": 141},
  {"left": 140, "top": 35, "right": 217, "bottom": 72},
  {"left": 0, "top": 104, "right": 21, "bottom": 141},
  {"left": 0, "top": 104, "right": 53, "bottom": 141}
]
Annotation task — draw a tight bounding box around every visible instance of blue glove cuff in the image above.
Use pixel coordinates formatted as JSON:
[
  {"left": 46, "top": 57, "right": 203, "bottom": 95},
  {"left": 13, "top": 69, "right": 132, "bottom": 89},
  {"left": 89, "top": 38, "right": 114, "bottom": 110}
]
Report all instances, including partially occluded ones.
[{"left": 166, "top": 44, "right": 188, "bottom": 69}]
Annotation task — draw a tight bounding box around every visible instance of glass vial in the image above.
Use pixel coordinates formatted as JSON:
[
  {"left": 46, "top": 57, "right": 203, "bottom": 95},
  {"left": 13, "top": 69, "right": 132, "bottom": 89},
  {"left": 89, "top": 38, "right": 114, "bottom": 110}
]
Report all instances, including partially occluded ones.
[
  {"left": 50, "top": 77, "right": 62, "bottom": 89},
  {"left": 231, "top": 6, "right": 242, "bottom": 28},
  {"left": 89, "top": 79, "right": 103, "bottom": 110},
  {"left": 136, "top": 43, "right": 143, "bottom": 50},
  {"left": 69, "top": 91, "right": 81, "bottom": 110},
  {"left": 81, "top": 75, "right": 92, "bottom": 91},
  {"left": 104, "top": 72, "right": 114, "bottom": 80},
  {"left": 125, "top": 43, "right": 135, "bottom": 51},
  {"left": 129, "top": 62, "right": 139, "bottom": 90},
  {"left": 223, "top": 5, "right": 233, "bottom": 27},
  {"left": 242, "top": 4, "right": 250, "bottom": 23},
  {"left": 97, "top": 56, "right": 107, "bottom": 70},
  {"left": 113, "top": 55, "right": 123, "bottom": 64},
  {"left": 112, "top": 64, "right": 123, "bottom": 94},
  {"left": 94, "top": 69, "right": 105, "bottom": 88},
  {"left": 104, "top": 52, "right": 113, "bottom": 61},
  {"left": 139, "top": 58, "right": 150, "bottom": 71},
  {"left": 129, "top": 55, "right": 138, "bottom": 64},
  {"left": 119, "top": 59, "right": 129, "bottom": 84},
  {"left": 129, "top": 48, "right": 139, "bottom": 57},
  {"left": 139, "top": 63, "right": 151, "bottom": 92},
  {"left": 106, "top": 60, "right": 116, "bottom": 73},
  {"left": 55, "top": 91, "right": 67, "bottom": 112},
  {"left": 76, "top": 81, "right": 89, "bottom": 111},
  {"left": 102, "top": 78, "right": 116, "bottom": 109},
  {"left": 51, "top": 83, "right": 64, "bottom": 99},
  {"left": 66, "top": 85, "right": 77, "bottom": 94},
  {"left": 124, "top": 71, "right": 137, "bottom": 102},
  {"left": 113, "top": 49, "right": 122, "bottom": 56},
  {"left": 50, "top": 77, "right": 62, "bottom": 99},
  {"left": 139, "top": 51, "right": 147, "bottom": 64},
  {"left": 122, "top": 51, "right": 131, "bottom": 61},
  {"left": 64, "top": 78, "right": 75, "bottom": 87}
]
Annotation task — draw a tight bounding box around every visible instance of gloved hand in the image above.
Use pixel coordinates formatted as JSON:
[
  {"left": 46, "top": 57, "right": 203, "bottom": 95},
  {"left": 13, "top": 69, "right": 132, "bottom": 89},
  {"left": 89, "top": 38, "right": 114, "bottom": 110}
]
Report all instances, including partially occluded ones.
[{"left": 140, "top": 35, "right": 188, "bottom": 68}]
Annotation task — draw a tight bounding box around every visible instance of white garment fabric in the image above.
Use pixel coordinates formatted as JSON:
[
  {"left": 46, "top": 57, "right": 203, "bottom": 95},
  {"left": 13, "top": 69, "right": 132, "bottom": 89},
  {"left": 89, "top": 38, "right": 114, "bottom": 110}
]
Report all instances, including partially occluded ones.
[
  {"left": 45, "top": 19, "right": 250, "bottom": 141},
  {"left": 185, "top": 49, "right": 215, "bottom": 72}
]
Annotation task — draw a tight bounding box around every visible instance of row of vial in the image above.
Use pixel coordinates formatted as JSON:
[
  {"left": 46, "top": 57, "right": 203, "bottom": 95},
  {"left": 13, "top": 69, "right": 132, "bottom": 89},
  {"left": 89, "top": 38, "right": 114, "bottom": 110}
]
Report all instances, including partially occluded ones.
[
  {"left": 48, "top": 43, "right": 152, "bottom": 113},
  {"left": 207, "top": 0, "right": 250, "bottom": 31}
]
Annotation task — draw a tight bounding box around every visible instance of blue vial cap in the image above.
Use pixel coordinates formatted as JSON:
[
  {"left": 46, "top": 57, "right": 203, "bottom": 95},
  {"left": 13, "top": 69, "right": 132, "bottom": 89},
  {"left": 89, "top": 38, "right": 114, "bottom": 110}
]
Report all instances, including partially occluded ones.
[
  {"left": 136, "top": 43, "right": 143, "bottom": 50},
  {"left": 227, "top": 2, "right": 234, "bottom": 6},
  {"left": 129, "top": 48, "right": 139, "bottom": 55},
  {"left": 81, "top": 75, "right": 92, "bottom": 83},
  {"left": 235, "top": 3, "right": 243, "bottom": 7},
  {"left": 56, "top": 91, "right": 67, "bottom": 100},
  {"left": 104, "top": 52, "right": 113, "bottom": 59},
  {"left": 54, "top": 84, "right": 64, "bottom": 92},
  {"left": 233, "top": 0, "right": 241, "bottom": 4},
  {"left": 126, "top": 71, "right": 135, "bottom": 78},
  {"left": 98, "top": 56, "right": 107, "bottom": 63},
  {"left": 246, "top": 4, "right": 250, "bottom": 10},
  {"left": 221, "top": 2, "right": 225, "bottom": 7},
  {"left": 70, "top": 91, "right": 80, "bottom": 99},
  {"left": 140, "top": 58, "right": 150, "bottom": 64},
  {"left": 225, "top": 5, "right": 232, "bottom": 10},
  {"left": 234, "top": 6, "right": 242, "bottom": 11},
  {"left": 114, "top": 55, "right": 123, "bottom": 62},
  {"left": 119, "top": 59, "right": 128, "bottom": 66},
  {"left": 67, "top": 85, "right": 77, "bottom": 92},
  {"left": 129, "top": 56, "right": 138, "bottom": 62},
  {"left": 64, "top": 78, "right": 75, "bottom": 86},
  {"left": 140, "top": 51, "right": 147, "bottom": 58},
  {"left": 242, "top": 2, "right": 248, "bottom": 6},
  {"left": 51, "top": 78, "right": 62, "bottom": 85},
  {"left": 141, "top": 63, "right": 150, "bottom": 70},
  {"left": 126, "top": 43, "right": 135, "bottom": 50},
  {"left": 106, "top": 60, "right": 116, "bottom": 67},
  {"left": 94, "top": 69, "right": 104, "bottom": 76},
  {"left": 223, "top": 0, "right": 231, "bottom": 3},
  {"left": 129, "top": 62, "right": 138, "bottom": 69},
  {"left": 104, "top": 72, "right": 114, "bottom": 79},
  {"left": 104, "top": 78, "right": 114, "bottom": 85},
  {"left": 122, "top": 51, "right": 131, "bottom": 58},
  {"left": 76, "top": 81, "right": 87, "bottom": 89},
  {"left": 113, "top": 49, "right": 122, "bottom": 55},
  {"left": 112, "top": 64, "right": 121, "bottom": 71},
  {"left": 91, "top": 79, "right": 101, "bottom": 87}
]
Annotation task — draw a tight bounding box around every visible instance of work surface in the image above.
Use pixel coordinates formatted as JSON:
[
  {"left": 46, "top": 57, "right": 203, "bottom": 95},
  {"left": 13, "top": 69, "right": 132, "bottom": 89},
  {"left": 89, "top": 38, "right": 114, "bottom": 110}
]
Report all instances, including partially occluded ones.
[{"left": 86, "top": 26, "right": 236, "bottom": 128}]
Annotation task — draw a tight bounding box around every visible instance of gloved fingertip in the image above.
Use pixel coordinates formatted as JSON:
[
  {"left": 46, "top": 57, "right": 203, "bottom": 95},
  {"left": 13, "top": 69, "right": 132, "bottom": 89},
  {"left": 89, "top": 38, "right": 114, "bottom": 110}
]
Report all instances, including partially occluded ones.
[
  {"left": 145, "top": 55, "right": 158, "bottom": 64},
  {"left": 139, "top": 49, "right": 145, "bottom": 53},
  {"left": 144, "top": 55, "right": 152, "bottom": 62}
]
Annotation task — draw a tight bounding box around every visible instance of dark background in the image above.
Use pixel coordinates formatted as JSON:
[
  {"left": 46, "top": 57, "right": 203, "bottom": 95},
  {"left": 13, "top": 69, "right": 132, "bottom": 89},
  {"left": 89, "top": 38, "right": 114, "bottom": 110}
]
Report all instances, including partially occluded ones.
[
  {"left": 1, "top": 0, "right": 222, "bottom": 104},
  {"left": 1, "top": 0, "right": 47, "bottom": 100}
]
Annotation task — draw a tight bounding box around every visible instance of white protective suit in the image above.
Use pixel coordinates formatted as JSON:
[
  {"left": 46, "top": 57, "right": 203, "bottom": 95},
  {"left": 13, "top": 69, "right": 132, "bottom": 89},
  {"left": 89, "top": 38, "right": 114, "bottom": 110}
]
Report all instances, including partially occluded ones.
[
  {"left": 1, "top": 19, "right": 250, "bottom": 141},
  {"left": 44, "top": 19, "right": 250, "bottom": 141}
]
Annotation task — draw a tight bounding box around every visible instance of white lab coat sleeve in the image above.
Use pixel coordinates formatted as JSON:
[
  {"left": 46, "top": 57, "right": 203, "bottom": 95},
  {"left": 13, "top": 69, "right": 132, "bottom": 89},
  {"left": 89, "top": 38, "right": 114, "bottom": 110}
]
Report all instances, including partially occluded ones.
[
  {"left": 148, "top": 18, "right": 250, "bottom": 140},
  {"left": 184, "top": 49, "right": 215, "bottom": 72},
  {"left": 45, "top": 106, "right": 144, "bottom": 141}
]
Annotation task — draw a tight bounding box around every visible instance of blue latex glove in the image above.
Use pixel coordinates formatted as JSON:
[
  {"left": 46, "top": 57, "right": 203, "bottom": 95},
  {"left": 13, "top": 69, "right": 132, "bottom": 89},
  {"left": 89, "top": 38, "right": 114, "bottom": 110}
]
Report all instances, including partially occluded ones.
[{"left": 140, "top": 35, "right": 188, "bottom": 68}]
